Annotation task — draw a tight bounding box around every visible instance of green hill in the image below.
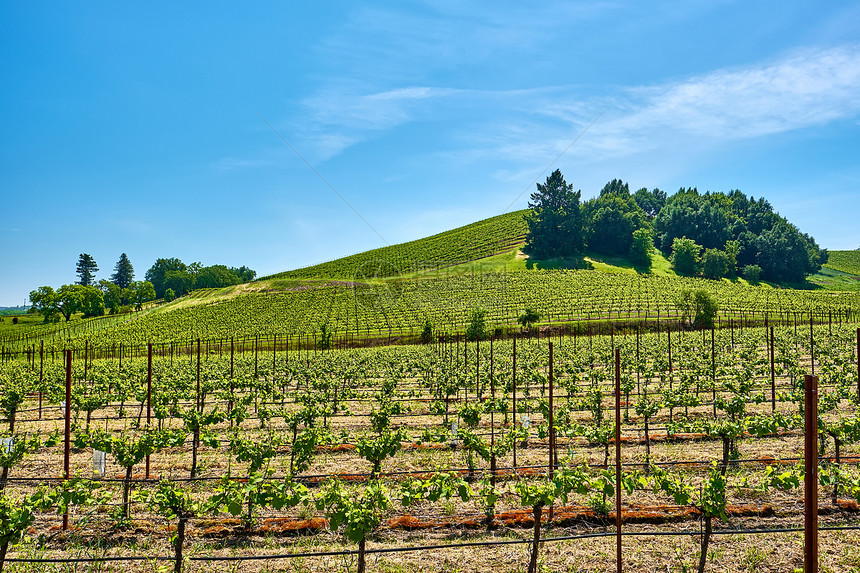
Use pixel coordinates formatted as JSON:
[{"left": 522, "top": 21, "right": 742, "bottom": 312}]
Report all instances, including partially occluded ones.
[
  {"left": 824, "top": 250, "right": 860, "bottom": 276},
  {"left": 7, "top": 209, "right": 860, "bottom": 351},
  {"left": 261, "top": 210, "right": 529, "bottom": 280}
]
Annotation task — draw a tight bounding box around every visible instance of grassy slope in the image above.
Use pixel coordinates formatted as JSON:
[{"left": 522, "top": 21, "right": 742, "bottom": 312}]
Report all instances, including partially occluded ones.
[
  {"left": 824, "top": 250, "right": 860, "bottom": 276},
  {"left": 261, "top": 210, "right": 529, "bottom": 280}
]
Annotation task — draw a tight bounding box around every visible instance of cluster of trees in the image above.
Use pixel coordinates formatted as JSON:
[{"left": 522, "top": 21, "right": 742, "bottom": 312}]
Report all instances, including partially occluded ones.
[
  {"left": 28, "top": 254, "right": 256, "bottom": 323},
  {"left": 656, "top": 189, "right": 826, "bottom": 282},
  {"left": 524, "top": 171, "right": 826, "bottom": 282},
  {"left": 144, "top": 258, "right": 256, "bottom": 300},
  {"left": 524, "top": 172, "right": 659, "bottom": 267}
]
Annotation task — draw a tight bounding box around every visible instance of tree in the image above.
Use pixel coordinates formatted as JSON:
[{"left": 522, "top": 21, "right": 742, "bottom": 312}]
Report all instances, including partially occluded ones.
[
  {"left": 164, "top": 288, "right": 176, "bottom": 302},
  {"left": 55, "top": 285, "right": 83, "bottom": 322},
  {"left": 742, "top": 264, "right": 761, "bottom": 283},
  {"left": 523, "top": 170, "right": 584, "bottom": 258},
  {"left": 76, "top": 254, "right": 99, "bottom": 286},
  {"left": 582, "top": 182, "right": 649, "bottom": 256},
  {"left": 629, "top": 227, "right": 655, "bottom": 269},
  {"left": 98, "top": 280, "right": 123, "bottom": 313},
  {"left": 465, "top": 308, "right": 488, "bottom": 341},
  {"left": 78, "top": 285, "right": 105, "bottom": 318},
  {"left": 723, "top": 240, "right": 740, "bottom": 277},
  {"left": 633, "top": 187, "right": 667, "bottom": 218},
  {"left": 28, "top": 286, "right": 60, "bottom": 323},
  {"left": 145, "top": 258, "right": 187, "bottom": 299},
  {"left": 111, "top": 253, "right": 134, "bottom": 289},
  {"left": 130, "top": 281, "right": 156, "bottom": 310},
  {"left": 755, "top": 222, "right": 822, "bottom": 283},
  {"left": 671, "top": 237, "right": 702, "bottom": 276},
  {"left": 701, "top": 248, "right": 730, "bottom": 279},
  {"left": 419, "top": 320, "right": 433, "bottom": 344},
  {"left": 676, "top": 289, "right": 718, "bottom": 329},
  {"left": 518, "top": 308, "right": 540, "bottom": 331},
  {"left": 195, "top": 265, "right": 241, "bottom": 289},
  {"left": 163, "top": 270, "right": 194, "bottom": 298},
  {"left": 231, "top": 266, "right": 257, "bottom": 282}
]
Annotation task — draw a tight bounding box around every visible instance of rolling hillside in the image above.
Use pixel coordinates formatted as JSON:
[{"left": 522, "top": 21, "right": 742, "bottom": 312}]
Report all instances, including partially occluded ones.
[
  {"left": 824, "top": 250, "right": 860, "bottom": 276},
  {"left": 7, "top": 211, "right": 860, "bottom": 350},
  {"left": 261, "top": 210, "right": 529, "bottom": 280}
]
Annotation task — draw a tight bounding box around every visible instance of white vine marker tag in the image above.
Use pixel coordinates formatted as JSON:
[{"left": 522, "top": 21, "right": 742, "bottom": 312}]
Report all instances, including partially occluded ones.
[
  {"left": 93, "top": 450, "right": 106, "bottom": 477},
  {"left": 450, "top": 423, "right": 458, "bottom": 447},
  {"left": 522, "top": 415, "right": 530, "bottom": 429},
  {"left": 1, "top": 437, "right": 12, "bottom": 454}
]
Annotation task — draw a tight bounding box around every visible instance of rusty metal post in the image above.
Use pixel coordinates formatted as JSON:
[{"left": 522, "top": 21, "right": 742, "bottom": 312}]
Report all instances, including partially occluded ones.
[
  {"left": 615, "top": 347, "right": 622, "bottom": 573},
  {"left": 63, "top": 349, "right": 72, "bottom": 530},
  {"left": 804, "top": 374, "right": 818, "bottom": 573}
]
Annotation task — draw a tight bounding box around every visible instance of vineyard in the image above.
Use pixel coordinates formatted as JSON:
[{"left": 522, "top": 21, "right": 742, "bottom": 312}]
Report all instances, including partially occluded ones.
[
  {"left": 260, "top": 210, "right": 529, "bottom": 281},
  {"left": 0, "top": 322, "right": 859, "bottom": 572},
  {"left": 825, "top": 251, "right": 860, "bottom": 277},
  {"left": 4, "top": 268, "right": 860, "bottom": 352}
]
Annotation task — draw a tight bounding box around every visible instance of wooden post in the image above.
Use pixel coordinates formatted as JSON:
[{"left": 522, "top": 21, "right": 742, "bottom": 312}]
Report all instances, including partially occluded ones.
[
  {"left": 548, "top": 341, "right": 554, "bottom": 476},
  {"left": 512, "top": 337, "right": 517, "bottom": 469},
  {"left": 63, "top": 349, "right": 72, "bottom": 531},
  {"left": 39, "top": 341, "right": 44, "bottom": 420},
  {"left": 196, "top": 339, "right": 202, "bottom": 412},
  {"left": 548, "top": 341, "right": 554, "bottom": 523},
  {"left": 476, "top": 336, "right": 480, "bottom": 400},
  {"left": 711, "top": 327, "right": 717, "bottom": 417},
  {"left": 615, "top": 347, "right": 622, "bottom": 573},
  {"left": 146, "top": 343, "right": 152, "bottom": 478},
  {"left": 770, "top": 326, "right": 776, "bottom": 413},
  {"left": 810, "top": 316, "right": 815, "bottom": 376},
  {"left": 804, "top": 374, "right": 818, "bottom": 573}
]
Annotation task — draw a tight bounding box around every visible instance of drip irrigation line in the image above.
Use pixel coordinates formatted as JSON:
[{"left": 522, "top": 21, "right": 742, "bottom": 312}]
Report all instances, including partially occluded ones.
[
  {"left": 7, "top": 524, "right": 860, "bottom": 564},
  {"left": 6, "top": 453, "right": 860, "bottom": 484}
]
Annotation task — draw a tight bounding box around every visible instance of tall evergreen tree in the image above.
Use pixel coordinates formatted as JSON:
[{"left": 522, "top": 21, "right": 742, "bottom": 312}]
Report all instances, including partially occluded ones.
[
  {"left": 75, "top": 254, "right": 99, "bottom": 286},
  {"left": 523, "top": 170, "right": 584, "bottom": 259},
  {"left": 111, "top": 253, "right": 135, "bottom": 289}
]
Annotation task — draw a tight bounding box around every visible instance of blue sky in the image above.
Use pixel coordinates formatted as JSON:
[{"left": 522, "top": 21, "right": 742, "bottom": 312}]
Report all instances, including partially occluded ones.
[{"left": 2, "top": 1, "right": 860, "bottom": 306}]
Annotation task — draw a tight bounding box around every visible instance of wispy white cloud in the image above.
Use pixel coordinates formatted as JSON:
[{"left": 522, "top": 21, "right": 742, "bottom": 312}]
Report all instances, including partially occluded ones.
[
  {"left": 213, "top": 156, "right": 278, "bottom": 171},
  {"left": 579, "top": 44, "right": 860, "bottom": 156},
  {"left": 297, "top": 87, "right": 457, "bottom": 160},
  {"left": 450, "top": 43, "right": 860, "bottom": 170}
]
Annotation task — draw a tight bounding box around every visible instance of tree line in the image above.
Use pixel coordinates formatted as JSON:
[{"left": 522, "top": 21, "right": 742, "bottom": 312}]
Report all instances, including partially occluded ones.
[
  {"left": 28, "top": 254, "right": 256, "bottom": 322},
  {"left": 524, "top": 170, "right": 826, "bottom": 283}
]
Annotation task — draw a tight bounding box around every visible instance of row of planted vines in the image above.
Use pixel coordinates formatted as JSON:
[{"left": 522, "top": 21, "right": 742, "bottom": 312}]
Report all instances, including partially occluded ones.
[
  {"left": 0, "top": 324, "right": 860, "bottom": 572},
  {"left": 4, "top": 270, "right": 860, "bottom": 352}
]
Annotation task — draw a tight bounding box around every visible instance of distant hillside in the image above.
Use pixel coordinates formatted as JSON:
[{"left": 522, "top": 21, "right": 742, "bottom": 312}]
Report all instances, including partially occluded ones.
[
  {"left": 824, "top": 250, "right": 860, "bottom": 276},
  {"left": 262, "top": 210, "right": 529, "bottom": 280},
  {"left": 0, "top": 306, "right": 28, "bottom": 316}
]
